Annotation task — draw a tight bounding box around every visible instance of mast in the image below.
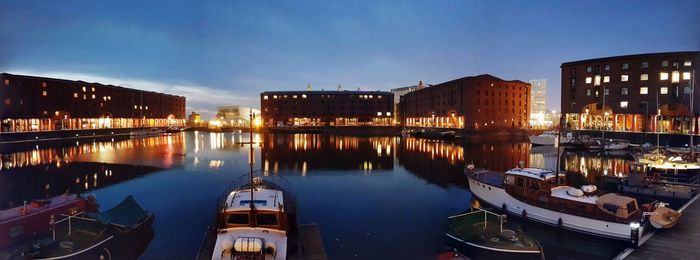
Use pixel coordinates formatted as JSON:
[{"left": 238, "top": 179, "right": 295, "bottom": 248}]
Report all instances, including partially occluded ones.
[
  {"left": 602, "top": 85, "right": 605, "bottom": 142},
  {"left": 249, "top": 109, "right": 255, "bottom": 226},
  {"left": 555, "top": 114, "right": 563, "bottom": 180},
  {"left": 656, "top": 90, "right": 660, "bottom": 152},
  {"left": 692, "top": 69, "right": 696, "bottom": 159}
]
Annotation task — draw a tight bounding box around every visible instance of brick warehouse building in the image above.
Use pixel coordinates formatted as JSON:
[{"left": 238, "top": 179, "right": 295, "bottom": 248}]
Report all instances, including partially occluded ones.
[
  {"left": 399, "top": 74, "right": 531, "bottom": 130},
  {"left": 0, "top": 73, "right": 186, "bottom": 133},
  {"left": 260, "top": 90, "right": 394, "bottom": 127},
  {"left": 561, "top": 51, "right": 699, "bottom": 134}
]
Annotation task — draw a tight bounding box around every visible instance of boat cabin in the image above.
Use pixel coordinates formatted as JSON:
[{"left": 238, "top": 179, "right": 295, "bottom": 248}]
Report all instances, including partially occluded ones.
[
  {"left": 219, "top": 188, "right": 289, "bottom": 232},
  {"left": 503, "top": 168, "right": 640, "bottom": 223}
]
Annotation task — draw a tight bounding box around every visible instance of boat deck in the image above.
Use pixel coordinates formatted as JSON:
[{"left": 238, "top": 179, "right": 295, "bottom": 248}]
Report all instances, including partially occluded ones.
[
  {"left": 447, "top": 211, "right": 540, "bottom": 252},
  {"left": 618, "top": 194, "right": 700, "bottom": 259},
  {"left": 0, "top": 218, "right": 112, "bottom": 258}
]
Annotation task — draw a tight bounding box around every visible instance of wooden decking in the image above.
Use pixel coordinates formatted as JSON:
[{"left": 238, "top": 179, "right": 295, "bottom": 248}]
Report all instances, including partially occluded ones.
[
  {"left": 617, "top": 193, "right": 700, "bottom": 260},
  {"left": 300, "top": 224, "right": 328, "bottom": 260}
]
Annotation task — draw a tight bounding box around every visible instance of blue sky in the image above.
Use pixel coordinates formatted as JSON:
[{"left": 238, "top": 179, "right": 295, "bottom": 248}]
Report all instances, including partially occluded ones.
[{"left": 1, "top": 0, "right": 699, "bottom": 118}]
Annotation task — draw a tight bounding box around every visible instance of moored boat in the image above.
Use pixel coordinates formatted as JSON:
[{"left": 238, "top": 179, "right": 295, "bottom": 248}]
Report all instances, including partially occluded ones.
[
  {"left": 465, "top": 166, "right": 649, "bottom": 245},
  {"left": 529, "top": 131, "right": 570, "bottom": 146},
  {"left": 446, "top": 208, "right": 542, "bottom": 260}
]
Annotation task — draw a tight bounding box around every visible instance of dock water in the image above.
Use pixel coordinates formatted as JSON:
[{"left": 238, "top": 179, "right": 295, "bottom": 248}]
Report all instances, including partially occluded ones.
[
  {"left": 617, "top": 193, "right": 700, "bottom": 259},
  {"left": 299, "top": 224, "right": 328, "bottom": 260}
]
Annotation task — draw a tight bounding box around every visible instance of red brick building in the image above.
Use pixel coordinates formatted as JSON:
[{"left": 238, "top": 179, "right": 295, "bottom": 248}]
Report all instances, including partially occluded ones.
[
  {"left": 260, "top": 90, "right": 394, "bottom": 127},
  {"left": 1, "top": 73, "right": 186, "bottom": 132},
  {"left": 561, "top": 51, "right": 699, "bottom": 134},
  {"left": 399, "top": 74, "right": 531, "bottom": 130}
]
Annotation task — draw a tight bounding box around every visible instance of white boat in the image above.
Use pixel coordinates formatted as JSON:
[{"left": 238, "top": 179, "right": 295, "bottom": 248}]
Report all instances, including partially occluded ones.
[
  {"left": 604, "top": 141, "right": 630, "bottom": 151},
  {"left": 466, "top": 166, "right": 648, "bottom": 244},
  {"left": 129, "top": 128, "right": 165, "bottom": 137},
  {"left": 529, "top": 131, "right": 570, "bottom": 146},
  {"left": 666, "top": 145, "right": 700, "bottom": 154}
]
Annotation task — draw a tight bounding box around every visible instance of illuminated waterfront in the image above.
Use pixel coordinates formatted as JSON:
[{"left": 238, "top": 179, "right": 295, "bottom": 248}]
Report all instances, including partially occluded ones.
[{"left": 1, "top": 132, "right": 634, "bottom": 259}]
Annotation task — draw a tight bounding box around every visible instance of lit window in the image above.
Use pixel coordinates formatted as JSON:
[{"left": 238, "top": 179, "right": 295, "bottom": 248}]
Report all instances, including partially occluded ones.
[
  {"left": 672, "top": 71, "right": 680, "bottom": 83},
  {"left": 621, "top": 87, "right": 628, "bottom": 95},
  {"left": 604, "top": 88, "right": 609, "bottom": 95},
  {"left": 662, "top": 60, "right": 669, "bottom": 67},
  {"left": 378, "top": 95, "right": 382, "bottom": 98},
  {"left": 620, "top": 101, "right": 628, "bottom": 109},
  {"left": 91, "top": 87, "right": 95, "bottom": 92},
  {"left": 42, "top": 90, "right": 47, "bottom": 96},
  {"left": 377, "top": 112, "right": 382, "bottom": 116},
  {"left": 4, "top": 99, "right": 10, "bottom": 105},
  {"left": 660, "top": 72, "right": 669, "bottom": 80},
  {"left": 293, "top": 95, "right": 297, "bottom": 98},
  {"left": 661, "top": 87, "right": 668, "bottom": 94},
  {"left": 621, "top": 75, "right": 629, "bottom": 82},
  {"left": 640, "top": 74, "right": 648, "bottom": 81},
  {"left": 302, "top": 94, "right": 307, "bottom": 98},
  {"left": 145, "top": 106, "right": 148, "bottom": 110},
  {"left": 586, "top": 89, "right": 591, "bottom": 96},
  {"left": 283, "top": 95, "right": 287, "bottom": 98},
  {"left": 683, "top": 72, "right": 691, "bottom": 80},
  {"left": 134, "top": 105, "right": 138, "bottom": 109},
  {"left": 82, "top": 86, "right": 86, "bottom": 92},
  {"left": 586, "top": 66, "right": 592, "bottom": 73},
  {"left": 673, "top": 62, "right": 679, "bottom": 67},
  {"left": 640, "top": 87, "right": 648, "bottom": 94},
  {"left": 641, "top": 62, "right": 649, "bottom": 68},
  {"left": 91, "top": 94, "right": 95, "bottom": 99},
  {"left": 369, "top": 95, "right": 373, "bottom": 98},
  {"left": 42, "top": 82, "right": 47, "bottom": 88},
  {"left": 387, "top": 112, "right": 392, "bottom": 116},
  {"left": 684, "top": 61, "right": 692, "bottom": 67},
  {"left": 603, "top": 76, "right": 610, "bottom": 83},
  {"left": 107, "top": 96, "right": 111, "bottom": 100},
  {"left": 273, "top": 95, "right": 278, "bottom": 99},
  {"left": 622, "top": 63, "right": 629, "bottom": 70},
  {"left": 604, "top": 64, "right": 610, "bottom": 71},
  {"left": 139, "top": 105, "right": 143, "bottom": 109},
  {"left": 74, "top": 92, "right": 78, "bottom": 98},
  {"left": 585, "top": 77, "right": 592, "bottom": 84},
  {"left": 263, "top": 95, "right": 268, "bottom": 100},
  {"left": 83, "top": 94, "right": 86, "bottom": 100},
  {"left": 3, "top": 79, "right": 9, "bottom": 85}
]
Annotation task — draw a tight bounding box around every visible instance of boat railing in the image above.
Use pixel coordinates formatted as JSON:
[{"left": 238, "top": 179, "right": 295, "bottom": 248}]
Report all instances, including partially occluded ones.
[{"left": 449, "top": 208, "right": 507, "bottom": 232}]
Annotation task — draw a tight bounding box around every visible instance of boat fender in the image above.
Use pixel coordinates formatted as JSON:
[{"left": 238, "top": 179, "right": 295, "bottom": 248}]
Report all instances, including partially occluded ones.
[
  {"left": 557, "top": 218, "right": 563, "bottom": 228},
  {"left": 502, "top": 203, "right": 507, "bottom": 211},
  {"left": 522, "top": 209, "right": 527, "bottom": 219}
]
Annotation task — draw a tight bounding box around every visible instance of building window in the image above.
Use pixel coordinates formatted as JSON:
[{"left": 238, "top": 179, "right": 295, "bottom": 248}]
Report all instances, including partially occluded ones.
[
  {"left": 640, "top": 74, "right": 649, "bottom": 81},
  {"left": 604, "top": 64, "right": 610, "bottom": 71},
  {"left": 91, "top": 94, "right": 96, "bottom": 99},
  {"left": 293, "top": 95, "right": 297, "bottom": 98},
  {"left": 585, "top": 77, "right": 592, "bottom": 84},
  {"left": 672, "top": 71, "right": 680, "bottom": 83},
  {"left": 302, "top": 94, "right": 307, "bottom": 98},
  {"left": 586, "top": 89, "right": 591, "bottom": 96},
  {"left": 82, "top": 86, "right": 86, "bottom": 92},
  {"left": 603, "top": 76, "right": 610, "bottom": 83},
  {"left": 91, "top": 87, "right": 95, "bottom": 92},
  {"left": 273, "top": 95, "right": 278, "bottom": 99},
  {"left": 134, "top": 105, "right": 138, "bottom": 109},
  {"left": 673, "top": 61, "right": 679, "bottom": 67},
  {"left": 684, "top": 60, "right": 692, "bottom": 67},
  {"left": 604, "top": 88, "right": 609, "bottom": 95},
  {"left": 640, "top": 87, "right": 648, "bottom": 94},
  {"left": 586, "top": 66, "right": 592, "bottom": 73},
  {"left": 621, "top": 87, "right": 628, "bottom": 95},
  {"left": 42, "top": 82, "right": 47, "bottom": 88},
  {"left": 684, "top": 86, "right": 692, "bottom": 94},
  {"left": 661, "top": 87, "right": 668, "bottom": 94},
  {"left": 683, "top": 72, "right": 691, "bottom": 80},
  {"left": 641, "top": 62, "right": 649, "bottom": 68},
  {"left": 659, "top": 72, "right": 669, "bottom": 80},
  {"left": 622, "top": 63, "right": 629, "bottom": 70},
  {"left": 594, "top": 90, "right": 599, "bottom": 98},
  {"left": 3, "top": 79, "right": 9, "bottom": 86},
  {"left": 4, "top": 99, "right": 10, "bottom": 105},
  {"left": 83, "top": 94, "right": 86, "bottom": 100},
  {"left": 662, "top": 60, "right": 669, "bottom": 67},
  {"left": 42, "top": 90, "right": 47, "bottom": 96},
  {"left": 571, "top": 68, "right": 576, "bottom": 75},
  {"left": 571, "top": 78, "right": 576, "bottom": 87},
  {"left": 621, "top": 75, "right": 629, "bottom": 82},
  {"left": 263, "top": 95, "right": 268, "bottom": 100},
  {"left": 145, "top": 106, "right": 148, "bottom": 110},
  {"left": 620, "top": 101, "right": 628, "bottom": 109},
  {"left": 74, "top": 92, "right": 78, "bottom": 98}
]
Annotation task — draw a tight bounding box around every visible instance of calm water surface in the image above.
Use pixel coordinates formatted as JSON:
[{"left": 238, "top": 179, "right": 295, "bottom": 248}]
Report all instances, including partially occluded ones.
[{"left": 0, "top": 132, "right": 633, "bottom": 259}]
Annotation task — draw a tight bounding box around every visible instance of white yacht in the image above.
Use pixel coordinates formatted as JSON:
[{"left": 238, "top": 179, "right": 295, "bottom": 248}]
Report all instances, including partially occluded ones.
[
  {"left": 528, "top": 131, "right": 570, "bottom": 146},
  {"left": 466, "top": 166, "right": 650, "bottom": 245}
]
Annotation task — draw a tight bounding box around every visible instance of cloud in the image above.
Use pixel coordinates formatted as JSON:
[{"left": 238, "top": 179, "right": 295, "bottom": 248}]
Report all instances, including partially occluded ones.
[{"left": 5, "top": 70, "right": 254, "bottom": 118}]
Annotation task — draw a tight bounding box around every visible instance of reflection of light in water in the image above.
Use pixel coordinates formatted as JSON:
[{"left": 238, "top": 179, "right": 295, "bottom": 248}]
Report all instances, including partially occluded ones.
[
  {"left": 377, "top": 144, "right": 382, "bottom": 157},
  {"left": 603, "top": 169, "right": 608, "bottom": 176},
  {"left": 386, "top": 144, "right": 391, "bottom": 155},
  {"left": 209, "top": 160, "right": 224, "bottom": 169},
  {"left": 580, "top": 157, "right": 587, "bottom": 177},
  {"left": 264, "top": 159, "right": 269, "bottom": 172},
  {"left": 302, "top": 161, "right": 307, "bottom": 176},
  {"left": 273, "top": 162, "right": 279, "bottom": 174}
]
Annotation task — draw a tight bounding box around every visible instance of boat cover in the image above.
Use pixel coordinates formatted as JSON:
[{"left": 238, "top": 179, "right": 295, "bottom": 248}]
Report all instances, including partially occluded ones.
[
  {"left": 87, "top": 195, "right": 148, "bottom": 228},
  {"left": 596, "top": 193, "right": 639, "bottom": 218}
]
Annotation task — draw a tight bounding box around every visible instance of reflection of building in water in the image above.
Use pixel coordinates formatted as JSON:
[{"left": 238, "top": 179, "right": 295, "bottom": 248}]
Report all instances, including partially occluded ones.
[
  {"left": 214, "top": 106, "right": 261, "bottom": 128},
  {"left": 0, "top": 134, "right": 186, "bottom": 170},
  {"left": 0, "top": 161, "right": 161, "bottom": 209},
  {"left": 465, "top": 142, "right": 531, "bottom": 172},
  {"left": 397, "top": 138, "right": 466, "bottom": 187},
  {"left": 562, "top": 151, "right": 630, "bottom": 184},
  {"left": 260, "top": 134, "right": 394, "bottom": 173}
]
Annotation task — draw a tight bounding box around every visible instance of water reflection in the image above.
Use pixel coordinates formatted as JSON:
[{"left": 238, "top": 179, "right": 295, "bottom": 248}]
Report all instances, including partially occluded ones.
[{"left": 397, "top": 138, "right": 466, "bottom": 187}]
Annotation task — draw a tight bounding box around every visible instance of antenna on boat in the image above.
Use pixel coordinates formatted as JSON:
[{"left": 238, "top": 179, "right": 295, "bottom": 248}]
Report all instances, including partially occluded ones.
[
  {"left": 691, "top": 69, "right": 696, "bottom": 160},
  {"left": 555, "top": 114, "right": 564, "bottom": 182},
  {"left": 249, "top": 108, "right": 256, "bottom": 226}
]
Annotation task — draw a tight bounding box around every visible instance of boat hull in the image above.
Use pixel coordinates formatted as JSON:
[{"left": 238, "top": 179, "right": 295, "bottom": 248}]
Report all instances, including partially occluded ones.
[
  {"left": 445, "top": 233, "right": 542, "bottom": 260},
  {"left": 467, "top": 176, "right": 641, "bottom": 243},
  {"left": 529, "top": 135, "right": 556, "bottom": 146}
]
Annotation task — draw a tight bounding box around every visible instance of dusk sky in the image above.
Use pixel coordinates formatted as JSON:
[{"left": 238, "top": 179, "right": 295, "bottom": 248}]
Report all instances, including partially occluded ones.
[{"left": 1, "top": 0, "right": 699, "bottom": 118}]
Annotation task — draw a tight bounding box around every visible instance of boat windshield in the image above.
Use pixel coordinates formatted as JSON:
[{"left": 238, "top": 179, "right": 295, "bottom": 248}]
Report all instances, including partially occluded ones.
[
  {"left": 227, "top": 213, "right": 249, "bottom": 225},
  {"left": 256, "top": 213, "right": 278, "bottom": 226}
]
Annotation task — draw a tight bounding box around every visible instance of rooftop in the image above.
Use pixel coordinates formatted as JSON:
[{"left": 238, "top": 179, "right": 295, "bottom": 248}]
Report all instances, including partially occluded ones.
[
  {"left": 561, "top": 51, "right": 700, "bottom": 66},
  {"left": 225, "top": 188, "right": 284, "bottom": 212},
  {"left": 505, "top": 167, "right": 558, "bottom": 180}
]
